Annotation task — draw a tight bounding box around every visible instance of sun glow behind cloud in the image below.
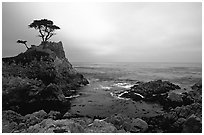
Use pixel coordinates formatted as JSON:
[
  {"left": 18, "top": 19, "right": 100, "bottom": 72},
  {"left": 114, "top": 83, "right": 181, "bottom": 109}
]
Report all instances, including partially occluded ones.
[{"left": 39, "top": 3, "right": 117, "bottom": 55}]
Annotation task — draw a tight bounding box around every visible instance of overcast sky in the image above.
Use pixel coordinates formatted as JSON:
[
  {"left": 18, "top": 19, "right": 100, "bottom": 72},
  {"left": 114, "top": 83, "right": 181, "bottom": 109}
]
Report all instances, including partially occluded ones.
[{"left": 2, "top": 2, "right": 202, "bottom": 63}]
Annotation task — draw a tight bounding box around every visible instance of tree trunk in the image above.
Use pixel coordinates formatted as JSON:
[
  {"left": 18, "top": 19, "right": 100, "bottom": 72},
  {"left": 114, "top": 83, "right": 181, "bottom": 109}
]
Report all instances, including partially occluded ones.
[{"left": 24, "top": 43, "right": 29, "bottom": 49}]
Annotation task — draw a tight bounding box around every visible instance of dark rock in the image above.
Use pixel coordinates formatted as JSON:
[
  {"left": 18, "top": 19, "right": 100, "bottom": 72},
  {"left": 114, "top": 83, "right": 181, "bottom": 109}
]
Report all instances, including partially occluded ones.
[
  {"left": 41, "top": 83, "right": 66, "bottom": 103},
  {"left": 48, "top": 111, "right": 61, "bottom": 120},
  {"left": 63, "top": 112, "right": 73, "bottom": 119},
  {"left": 2, "top": 77, "right": 70, "bottom": 114},
  {"left": 2, "top": 41, "right": 88, "bottom": 115},
  {"left": 191, "top": 80, "right": 202, "bottom": 94},
  {"left": 182, "top": 81, "right": 202, "bottom": 104},
  {"left": 130, "top": 80, "right": 180, "bottom": 98},
  {"left": 122, "top": 80, "right": 180, "bottom": 105},
  {"left": 143, "top": 102, "right": 202, "bottom": 133},
  {"left": 167, "top": 92, "right": 183, "bottom": 103},
  {"left": 182, "top": 114, "right": 202, "bottom": 133},
  {"left": 161, "top": 92, "right": 184, "bottom": 109},
  {"left": 130, "top": 118, "right": 148, "bottom": 132},
  {"left": 170, "top": 118, "right": 186, "bottom": 132},
  {"left": 121, "top": 80, "right": 182, "bottom": 110}
]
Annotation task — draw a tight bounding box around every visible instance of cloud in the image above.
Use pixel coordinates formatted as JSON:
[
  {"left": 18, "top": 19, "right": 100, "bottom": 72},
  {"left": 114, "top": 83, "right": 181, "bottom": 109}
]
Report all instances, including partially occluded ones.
[{"left": 2, "top": 2, "right": 202, "bottom": 63}]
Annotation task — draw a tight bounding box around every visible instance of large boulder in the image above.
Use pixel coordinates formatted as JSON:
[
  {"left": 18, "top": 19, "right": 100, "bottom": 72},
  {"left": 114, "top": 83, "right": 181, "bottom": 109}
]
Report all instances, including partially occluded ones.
[
  {"left": 85, "top": 119, "right": 117, "bottom": 133},
  {"left": 182, "top": 114, "right": 202, "bottom": 133},
  {"left": 105, "top": 113, "right": 131, "bottom": 130},
  {"left": 120, "top": 80, "right": 182, "bottom": 109},
  {"left": 130, "top": 80, "right": 180, "bottom": 98},
  {"left": 130, "top": 118, "right": 148, "bottom": 132},
  {"left": 121, "top": 80, "right": 180, "bottom": 103}
]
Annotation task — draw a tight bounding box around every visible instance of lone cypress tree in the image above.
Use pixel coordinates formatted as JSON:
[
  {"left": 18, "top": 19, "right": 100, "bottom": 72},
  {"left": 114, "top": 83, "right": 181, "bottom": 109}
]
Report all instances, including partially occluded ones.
[{"left": 28, "top": 19, "right": 60, "bottom": 42}]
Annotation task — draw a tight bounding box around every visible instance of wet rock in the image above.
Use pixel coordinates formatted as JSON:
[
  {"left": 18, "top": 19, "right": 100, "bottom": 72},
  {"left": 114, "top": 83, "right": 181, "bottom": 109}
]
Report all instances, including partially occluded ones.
[
  {"left": 182, "top": 114, "right": 202, "bottom": 133},
  {"left": 130, "top": 80, "right": 180, "bottom": 98}
]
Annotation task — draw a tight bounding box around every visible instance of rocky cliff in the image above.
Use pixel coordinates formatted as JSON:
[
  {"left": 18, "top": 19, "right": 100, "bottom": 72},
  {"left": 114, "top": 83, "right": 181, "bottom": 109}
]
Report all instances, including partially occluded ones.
[{"left": 2, "top": 41, "right": 89, "bottom": 115}]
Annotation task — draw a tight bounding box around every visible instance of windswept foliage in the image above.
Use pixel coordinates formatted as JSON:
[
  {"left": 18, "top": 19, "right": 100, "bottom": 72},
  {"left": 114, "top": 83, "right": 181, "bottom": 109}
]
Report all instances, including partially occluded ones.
[
  {"left": 17, "top": 40, "right": 29, "bottom": 49},
  {"left": 29, "top": 19, "right": 60, "bottom": 42}
]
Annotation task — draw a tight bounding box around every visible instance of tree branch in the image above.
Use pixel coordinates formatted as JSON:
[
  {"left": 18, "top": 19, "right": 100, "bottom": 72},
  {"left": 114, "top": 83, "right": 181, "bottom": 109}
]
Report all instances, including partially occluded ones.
[
  {"left": 39, "top": 29, "right": 45, "bottom": 41},
  {"left": 47, "top": 33, "right": 54, "bottom": 41}
]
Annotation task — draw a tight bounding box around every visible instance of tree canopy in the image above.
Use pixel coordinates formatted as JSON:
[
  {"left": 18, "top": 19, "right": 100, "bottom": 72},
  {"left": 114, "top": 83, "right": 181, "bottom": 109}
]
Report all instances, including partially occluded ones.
[{"left": 29, "top": 19, "right": 60, "bottom": 42}]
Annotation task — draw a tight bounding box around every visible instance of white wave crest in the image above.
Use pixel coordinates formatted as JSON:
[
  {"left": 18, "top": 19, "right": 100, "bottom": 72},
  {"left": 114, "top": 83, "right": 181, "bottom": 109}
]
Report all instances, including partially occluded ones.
[{"left": 112, "top": 82, "right": 134, "bottom": 89}]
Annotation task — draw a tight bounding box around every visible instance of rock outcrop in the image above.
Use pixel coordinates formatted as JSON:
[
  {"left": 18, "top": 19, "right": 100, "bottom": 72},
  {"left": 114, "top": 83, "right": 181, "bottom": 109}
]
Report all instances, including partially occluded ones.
[
  {"left": 2, "top": 41, "right": 89, "bottom": 114},
  {"left": 119, "top": 80, "right": 182, "bottom": 109},
  {"left": 130, "top": 80, "right": 180, "bottom": 98},
  {"left": 142, "top": 81, "right": 202, "bottom": 133}
]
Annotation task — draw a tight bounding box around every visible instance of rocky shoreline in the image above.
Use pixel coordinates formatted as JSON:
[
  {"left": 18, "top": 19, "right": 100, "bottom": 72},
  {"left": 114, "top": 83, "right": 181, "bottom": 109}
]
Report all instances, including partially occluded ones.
[
  {"left": 2, "top": 41, "right": 202, "bottom": 133},
  {"left": 118, "top": 80, "right": 202, "bottom": 132}
]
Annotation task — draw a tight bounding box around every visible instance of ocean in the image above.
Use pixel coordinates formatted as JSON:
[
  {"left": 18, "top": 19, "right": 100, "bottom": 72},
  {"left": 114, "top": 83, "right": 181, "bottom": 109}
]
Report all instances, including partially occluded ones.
[{"left": 69, "top": 62, "right": 202, "bottom": 118}]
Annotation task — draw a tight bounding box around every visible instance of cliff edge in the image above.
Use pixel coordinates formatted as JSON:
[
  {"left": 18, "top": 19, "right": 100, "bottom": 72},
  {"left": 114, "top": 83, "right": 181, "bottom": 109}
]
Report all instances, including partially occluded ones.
[{"left": 2, "top": 41, "right": 89, "bottom": 114}]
